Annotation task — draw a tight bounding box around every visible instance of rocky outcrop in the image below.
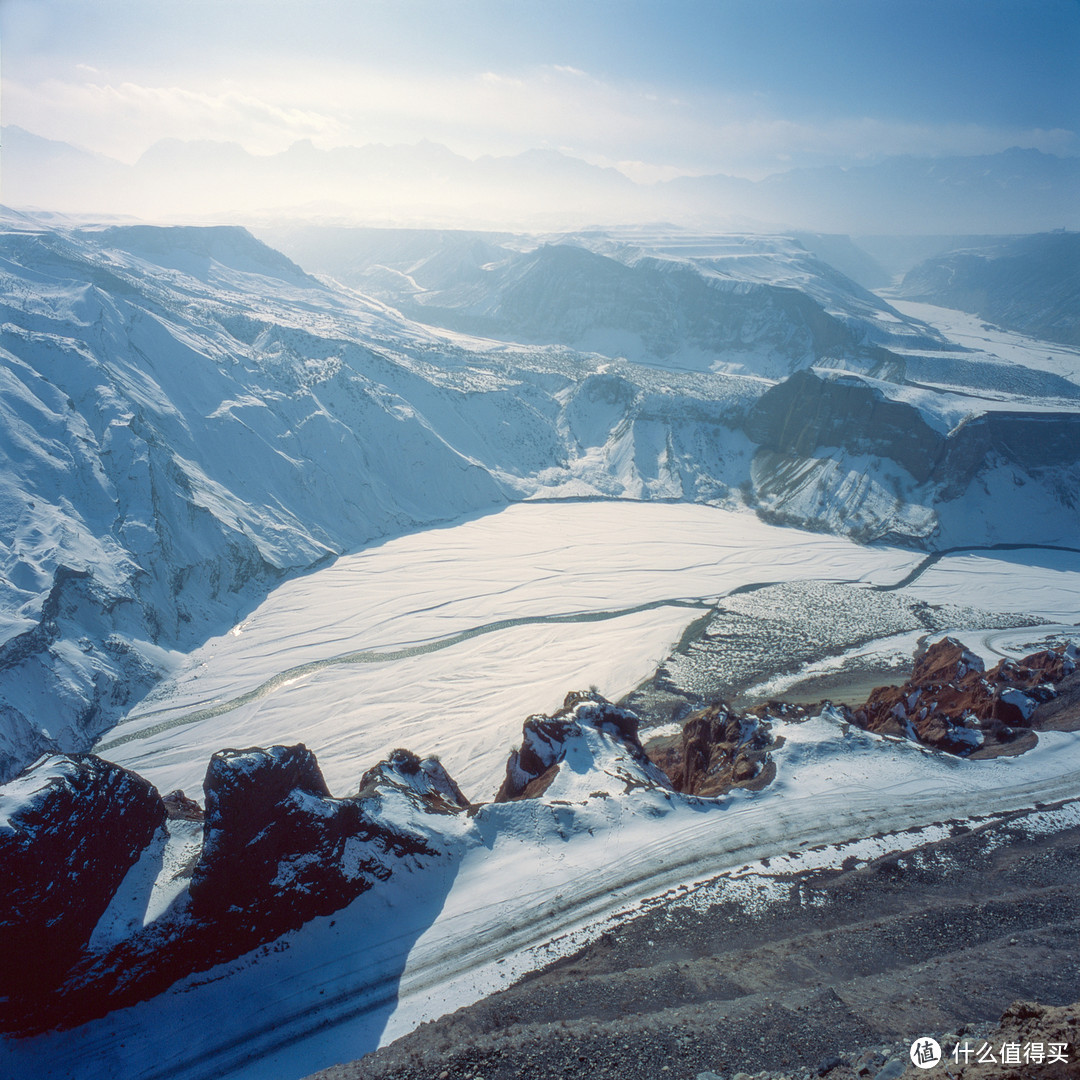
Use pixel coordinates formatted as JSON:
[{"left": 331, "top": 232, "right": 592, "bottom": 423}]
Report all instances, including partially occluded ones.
[
  {"left": 496, "top": 690, "right": 671, "bottom": 801},
  {"left": 189, "top": 744, "right": 433, "bottom": 926},
  {"left": 356, "top": 748, "right": 471, "bottom": 813},
  {"left": 921, "top": 999, "right": 1080, "bottom": 1080},
  {"left": 162, "top": 788, "right": 204, "bottom": 820},
  {"left": 647, "top": 702, "right": 775, "bottom": 796},
  {"left": 853, "top": 637, "right": 1078, "bottom": 754},
  {"left": 0, "top": 754, "right": 164, "bottom": 999},
  {"left": 1, "top": 743, "right": 450, "bottom": 1035}
]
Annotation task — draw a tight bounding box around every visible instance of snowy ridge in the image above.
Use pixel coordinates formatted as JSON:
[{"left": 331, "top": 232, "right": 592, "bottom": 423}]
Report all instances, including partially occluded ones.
[{"left": 269, "top": 227, "right": 946, "bottom": 378}]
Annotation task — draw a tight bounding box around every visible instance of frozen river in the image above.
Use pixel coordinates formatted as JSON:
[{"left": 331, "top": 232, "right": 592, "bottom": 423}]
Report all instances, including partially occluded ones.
[{"left": 99, "top": 500, "right": 1080, "bottom": 801}]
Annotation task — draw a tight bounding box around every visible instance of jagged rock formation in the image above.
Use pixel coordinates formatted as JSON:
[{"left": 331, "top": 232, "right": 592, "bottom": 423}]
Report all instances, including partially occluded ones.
[
  {"left": 0, "top": 754, "right": 164, "bottom": 1000},
  {"left": 189, "top": 744, "right": 433, "bottom": 923},
  {"left": 0, "top": 743, "right": 448, "bottom": 1035},
  {"left": 356, "top": 748, "right": 471, "bottom": 813},
  {"left": 853, "top": 637, "right": 1079, "bottom": 754},
  {"left": 496, "top": 690, "right": 672, "bottom": 801},
  {"left": 646, "top": 702, "right": 776, "bottom": 796}
]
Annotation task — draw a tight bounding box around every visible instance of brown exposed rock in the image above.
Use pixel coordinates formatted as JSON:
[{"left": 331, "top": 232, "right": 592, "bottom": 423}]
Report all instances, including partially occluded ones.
[
  {"left": 1031, "top": 669, "right": 1080, "bottom": 731},
  {"left": 647, "top": 701, "right": 775, "bottom": 796},
  {"left": 162, "top": 788, "right": 204, "bottom": 820},
  {"left": 853, "top": 637, "right": 1077, "bottom": 756},
  {"left": 920, "top": 999, "right": 1079, "bottom": 1079},
  {"left": 6, "top": 742, "right": 454, "bottom": 1037}
]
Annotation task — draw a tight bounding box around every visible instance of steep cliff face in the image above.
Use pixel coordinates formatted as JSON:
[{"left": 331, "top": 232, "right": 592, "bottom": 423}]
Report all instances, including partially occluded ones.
[
  {"left": 746, "top": 370, "right": 947, "bottom": 483},
  {"left": 0, "top": 754, "right": 164, "bottom": 999},
  {"left": 190, "top": 744, "right": 434, "bottom": 923},
  {"left": 744, "top": 370, "right": 1080, "bottom": 544}
]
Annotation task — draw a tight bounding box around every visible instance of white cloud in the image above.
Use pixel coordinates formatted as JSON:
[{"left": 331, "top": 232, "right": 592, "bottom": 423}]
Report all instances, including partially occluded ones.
[{"left": 4, "top": 61, "right": 1075, "bottom": 176}]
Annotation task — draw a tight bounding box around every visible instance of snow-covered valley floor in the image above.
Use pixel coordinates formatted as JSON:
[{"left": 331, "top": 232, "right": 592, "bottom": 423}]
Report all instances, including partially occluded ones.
[
  {"left": 99, "top": 500, "right": 1080, "bottom": 803},
  {"left": 884, "top": 296, "right": 1080, "bottom": 387},
  {"left": 0, "top": 499, "right": 1054, "bottom": 1080},
  {"left": 97, "top": 501, "right": 926, "bottom": 802}
]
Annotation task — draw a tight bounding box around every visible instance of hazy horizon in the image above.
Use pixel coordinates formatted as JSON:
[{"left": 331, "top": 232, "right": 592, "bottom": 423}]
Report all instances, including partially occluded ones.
[{"left": 2, "top": 0, "right": 1077, "bottom": 230}]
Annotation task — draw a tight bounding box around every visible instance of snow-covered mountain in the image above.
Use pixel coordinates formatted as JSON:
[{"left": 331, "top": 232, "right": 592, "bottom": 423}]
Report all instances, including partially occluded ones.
[
  {"left": 260, "top": 227, "right": 946, "bottom": 377},
  {"left": 2, "top": 212, "right": 1079, "bottom": 785},
  {"left": 896, "top": 232, "right": 1080, "bottom": 346}
]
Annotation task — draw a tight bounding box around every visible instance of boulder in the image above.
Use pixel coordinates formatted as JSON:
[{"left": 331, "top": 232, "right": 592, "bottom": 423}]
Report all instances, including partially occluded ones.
[{"left": 162, "top": 788, "right": 204, "bottom": 820}]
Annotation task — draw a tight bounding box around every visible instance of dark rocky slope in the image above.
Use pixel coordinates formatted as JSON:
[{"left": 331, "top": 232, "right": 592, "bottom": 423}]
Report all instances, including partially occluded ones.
[
  {"left": 0, "top": 755, "right": 164, "bottom": 1001},
  {"left": 0, "top": 743, "right": 453, "bottom": 1035}
]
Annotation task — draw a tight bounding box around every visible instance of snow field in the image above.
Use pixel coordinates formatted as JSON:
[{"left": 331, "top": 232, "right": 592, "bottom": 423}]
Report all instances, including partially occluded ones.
[
  {"left": 100, "top": 501, "right": 921, "bottom": 800},
  {"left": 904, "top": 550, "right": 1080, "bottom": 621},
  {"left": 886, "top": 298, "right": 1080, "bottom": 386}
]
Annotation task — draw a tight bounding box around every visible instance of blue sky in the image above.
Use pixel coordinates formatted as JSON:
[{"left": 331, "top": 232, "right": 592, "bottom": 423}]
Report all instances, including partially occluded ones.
[{"left": 3, "top": 0, "right": 1077, "bottom": 178}]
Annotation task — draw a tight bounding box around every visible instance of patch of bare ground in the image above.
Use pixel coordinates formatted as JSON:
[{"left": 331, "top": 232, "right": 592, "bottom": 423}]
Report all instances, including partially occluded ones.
[
  {"left": 751, "top": 665, "right": 913, "bottom": 710},
  {"left": 305, "top": 807, "right": 1080, "bottom": 1080}
]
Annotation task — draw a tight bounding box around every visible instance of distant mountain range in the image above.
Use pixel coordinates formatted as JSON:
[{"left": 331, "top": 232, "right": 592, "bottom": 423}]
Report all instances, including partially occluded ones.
[{"left": 3, "top": 125, "right": 1077, "bottom": 234}]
